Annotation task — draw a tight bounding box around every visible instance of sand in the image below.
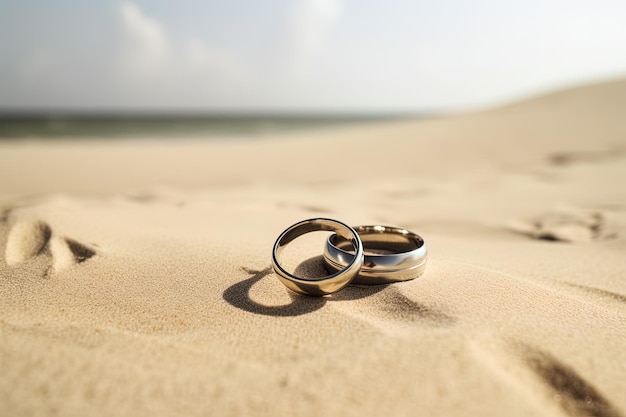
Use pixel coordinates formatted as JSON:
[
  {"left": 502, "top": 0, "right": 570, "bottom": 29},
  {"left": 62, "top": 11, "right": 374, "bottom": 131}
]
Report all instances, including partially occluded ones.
[{"left": 1, "top": 78, "right": 625, "bottom": 417}]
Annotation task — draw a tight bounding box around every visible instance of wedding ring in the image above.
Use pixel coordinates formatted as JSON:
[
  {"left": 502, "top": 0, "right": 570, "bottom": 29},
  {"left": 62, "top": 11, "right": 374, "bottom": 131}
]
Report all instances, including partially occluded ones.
[
  {"left": 272, "top": 218, "right": 364, "bottom": 296},
  {"left": 323, "top": 225, "right": 426, "bottom": 285}
]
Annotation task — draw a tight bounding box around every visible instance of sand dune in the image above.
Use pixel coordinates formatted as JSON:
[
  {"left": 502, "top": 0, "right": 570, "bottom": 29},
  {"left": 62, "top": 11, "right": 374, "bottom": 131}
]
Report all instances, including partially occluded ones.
[{"left": 1, "top": 78, "right": 625, "bottom": 417}]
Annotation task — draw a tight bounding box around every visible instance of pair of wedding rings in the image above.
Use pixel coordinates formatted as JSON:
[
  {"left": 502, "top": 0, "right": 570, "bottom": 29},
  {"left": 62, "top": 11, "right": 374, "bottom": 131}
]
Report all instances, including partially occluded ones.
[{"left": 271, "top": 218, "right": 427, "bottom": 296}]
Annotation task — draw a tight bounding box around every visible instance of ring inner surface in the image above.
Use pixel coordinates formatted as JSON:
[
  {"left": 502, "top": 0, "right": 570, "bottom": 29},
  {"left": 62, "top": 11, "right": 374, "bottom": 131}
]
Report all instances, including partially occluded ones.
[
  {"left": 330, "top": 232, "right": 421, "bottom": 255},
  {"left": 276, "top": 221, "right": 357, "bottom": 279},
  {"left": 278, "top": 221, "right": 354, "bottom": 250}
]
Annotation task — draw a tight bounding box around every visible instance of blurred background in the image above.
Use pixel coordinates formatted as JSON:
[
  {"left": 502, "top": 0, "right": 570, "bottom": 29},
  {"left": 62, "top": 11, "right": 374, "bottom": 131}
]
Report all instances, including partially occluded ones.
[{"left": 1, "top": 0, "right": 626, "bottom": 138}]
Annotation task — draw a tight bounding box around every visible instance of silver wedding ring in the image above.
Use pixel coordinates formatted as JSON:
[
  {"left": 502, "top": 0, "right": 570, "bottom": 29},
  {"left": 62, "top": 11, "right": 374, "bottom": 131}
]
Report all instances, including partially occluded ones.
[
  {"left": 272, "top": 218, "right": 364, "bottom": 296},
  {"left": 323, "top": 225, "right": 427, "bottom": 285}
]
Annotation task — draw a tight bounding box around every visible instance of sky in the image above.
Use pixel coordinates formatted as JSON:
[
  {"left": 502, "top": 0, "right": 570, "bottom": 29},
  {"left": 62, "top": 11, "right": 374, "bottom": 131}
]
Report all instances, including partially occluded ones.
[{"left": 1, "top": 0, "right": 626, "bottom": 113}]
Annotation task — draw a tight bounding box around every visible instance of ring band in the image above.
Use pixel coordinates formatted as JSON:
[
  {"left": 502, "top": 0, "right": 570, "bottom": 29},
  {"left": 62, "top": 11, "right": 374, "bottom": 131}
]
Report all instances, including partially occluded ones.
[
  {"left": 323, "top": 225, "right": 427, "bottom": 285},
  {"left": 272, "top": 218, "right": 364, "bottom": 296}
]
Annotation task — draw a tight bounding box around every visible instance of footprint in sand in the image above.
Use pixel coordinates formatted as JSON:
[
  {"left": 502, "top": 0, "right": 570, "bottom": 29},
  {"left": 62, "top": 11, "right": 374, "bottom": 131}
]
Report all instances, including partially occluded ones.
[
  {"left": 547, "top": 148, "right": 624, "bottom": 167},
  {"left": 48, "top": 237, "right": 96, "bottom": 273},
  {"left": 523, "top": 345, "right": 623, "bottom": 417},
  {"left": 511, "top": 207, "right": 616, "bottom": 242},
  {"left": 470, "top": 338, "right": 623, "bottom": 417},
  {"left": 4, "top": 219, "right": 51, "bottom": 266},
  {"left": 3, "top": 215, "right": 96, "bottom": 275}
]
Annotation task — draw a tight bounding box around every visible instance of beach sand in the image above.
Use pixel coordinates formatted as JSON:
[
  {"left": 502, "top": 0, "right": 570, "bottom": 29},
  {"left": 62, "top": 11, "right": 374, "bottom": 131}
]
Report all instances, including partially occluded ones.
[{"left": 1, "top": 78, "right": 625, "bottom": 417}]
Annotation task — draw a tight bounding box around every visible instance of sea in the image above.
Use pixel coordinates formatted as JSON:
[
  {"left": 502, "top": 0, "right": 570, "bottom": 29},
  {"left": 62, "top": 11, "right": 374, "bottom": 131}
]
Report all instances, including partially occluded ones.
[{"left": 0, "top": 114, "right": 414, "bottom": 139}]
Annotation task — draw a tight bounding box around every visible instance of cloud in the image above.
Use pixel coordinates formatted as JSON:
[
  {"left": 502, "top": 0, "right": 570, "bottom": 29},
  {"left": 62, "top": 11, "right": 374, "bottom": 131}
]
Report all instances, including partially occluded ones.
[
  {"left": 113, "top": 1, "right": 343, "bottom": 105},
  {"left": 114, "top": 2, "right": 251, "bottom": 106},
  {"left": 285, "top": 0, "right": 342, "bottom": 74},
  {"left": 119, "top": 2, "right": 169, "bottom": 76},
  {"left": 107, "top": 0, "right": 348, "bottom": 108}
]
